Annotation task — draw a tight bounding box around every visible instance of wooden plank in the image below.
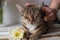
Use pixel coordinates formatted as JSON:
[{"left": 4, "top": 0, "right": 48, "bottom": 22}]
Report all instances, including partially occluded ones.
[
  {"left": 38, "top": 37, "right": 60, "bottom": 40},
  {"left": 0, "top": 39, "right": 8, "bottom": 40},
  {"left": 48, "top": 28, "right": 60, "bottom": 32}
]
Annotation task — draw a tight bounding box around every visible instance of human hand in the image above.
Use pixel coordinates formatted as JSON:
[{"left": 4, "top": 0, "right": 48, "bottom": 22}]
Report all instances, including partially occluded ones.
[
  {"left": 25, "top": 3, "right": 35, "bottom": 6},
  {"left": 25, "top": 3, "right": 57, "bottom": 22},
  {"left": 42, "top": 6, "right": 57, "bottom": 21}
]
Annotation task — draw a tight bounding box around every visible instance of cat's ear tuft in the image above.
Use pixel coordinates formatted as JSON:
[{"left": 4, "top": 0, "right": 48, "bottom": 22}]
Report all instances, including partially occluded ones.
[
  {"left": 38, "top": 2, "right": 45, "bottom": 9},
  {"left": 41, "top": 2, "right": 45, "bottom": 7},
  {"left": 16, "top": 4, "right": 24, "bottom": 12}
]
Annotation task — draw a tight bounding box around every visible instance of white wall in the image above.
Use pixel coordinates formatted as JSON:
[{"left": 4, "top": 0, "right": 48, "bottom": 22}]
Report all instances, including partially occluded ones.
[
  {"left": 17, "top": 0, "right": 44, "bottom": 6},
  {"left": 3, "top": 0, "right": 19, "bottom": 25},
  {"left": 17, "top": 0, "right": 51, "bottom": 6}
]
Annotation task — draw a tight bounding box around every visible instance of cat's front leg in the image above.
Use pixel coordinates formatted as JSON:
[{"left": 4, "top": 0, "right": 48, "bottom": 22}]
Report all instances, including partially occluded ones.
[
  {"left": 22, "top": 30, "right": 30, "bottom": 40},
  {"left": 29, "top": 27, "right": 45, "bottom": 40},
  {"left": 22, "top": 25, "right": 31, "bottom": 40},
  {"left": 29, "top": 34, "right": 39, "bottom": 40},
  {"left": 29, "top": 31, "right": 40, "bottom": 40}
]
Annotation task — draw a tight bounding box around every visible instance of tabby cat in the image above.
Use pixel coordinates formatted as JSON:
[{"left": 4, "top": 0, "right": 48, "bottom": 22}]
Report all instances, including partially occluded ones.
[
  {"left": 16, "top": 2, "right": 60, "bottom": 40},
  {"left": 16, "top": 3, "right": 47, "bottom": 40}
]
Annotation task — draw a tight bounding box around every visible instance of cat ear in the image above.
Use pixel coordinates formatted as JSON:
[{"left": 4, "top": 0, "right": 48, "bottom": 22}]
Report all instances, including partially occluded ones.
[
  {"left": 38, "top": 2, "right": 45, "bottom": 9},
  {"left": 16, "top": 4, "right": 24, "bottom": 12},
  {"left": 41, "top": 2, "right": 45, "bottom": 7}
]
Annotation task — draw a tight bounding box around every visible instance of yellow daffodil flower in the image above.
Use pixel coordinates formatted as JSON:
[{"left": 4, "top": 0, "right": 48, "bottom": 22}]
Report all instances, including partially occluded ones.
[{"left": 10, "top": 27, "right": 24, "bottom": 40}]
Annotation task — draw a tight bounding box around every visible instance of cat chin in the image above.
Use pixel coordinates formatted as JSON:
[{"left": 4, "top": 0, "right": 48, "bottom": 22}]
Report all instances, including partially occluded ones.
[
  {"left": 23, "top": 20, "right": 36, "bottom": 31},
  {"left": 26, "top": 23, "right": 36, "bottom": 31}
]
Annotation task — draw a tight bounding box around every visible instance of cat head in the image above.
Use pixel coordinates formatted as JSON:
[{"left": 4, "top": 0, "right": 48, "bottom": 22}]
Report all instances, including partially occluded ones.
[{"left": 16, "top": 3, "right": 44, "bottom": 24}]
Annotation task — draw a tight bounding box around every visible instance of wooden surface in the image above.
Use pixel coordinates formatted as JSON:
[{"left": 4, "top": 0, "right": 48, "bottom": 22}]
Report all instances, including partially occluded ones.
[
  {"left": 38, "top": 37, "right": 60, "bottom": 40},
  {"left": 38, "top": 31, "right": 60, "bottom": 40},
  {"left": 0, "top": 32, "right": 60, "bottom": 40},
  {"left": 0, "top": 24, "right": 60, "bottom": 40},
  {"left": 1, "top": 37, "right": 60, "bottom": 40},
  {"left": 0, "top": 39, "right": 8, "bottom": 40}
]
